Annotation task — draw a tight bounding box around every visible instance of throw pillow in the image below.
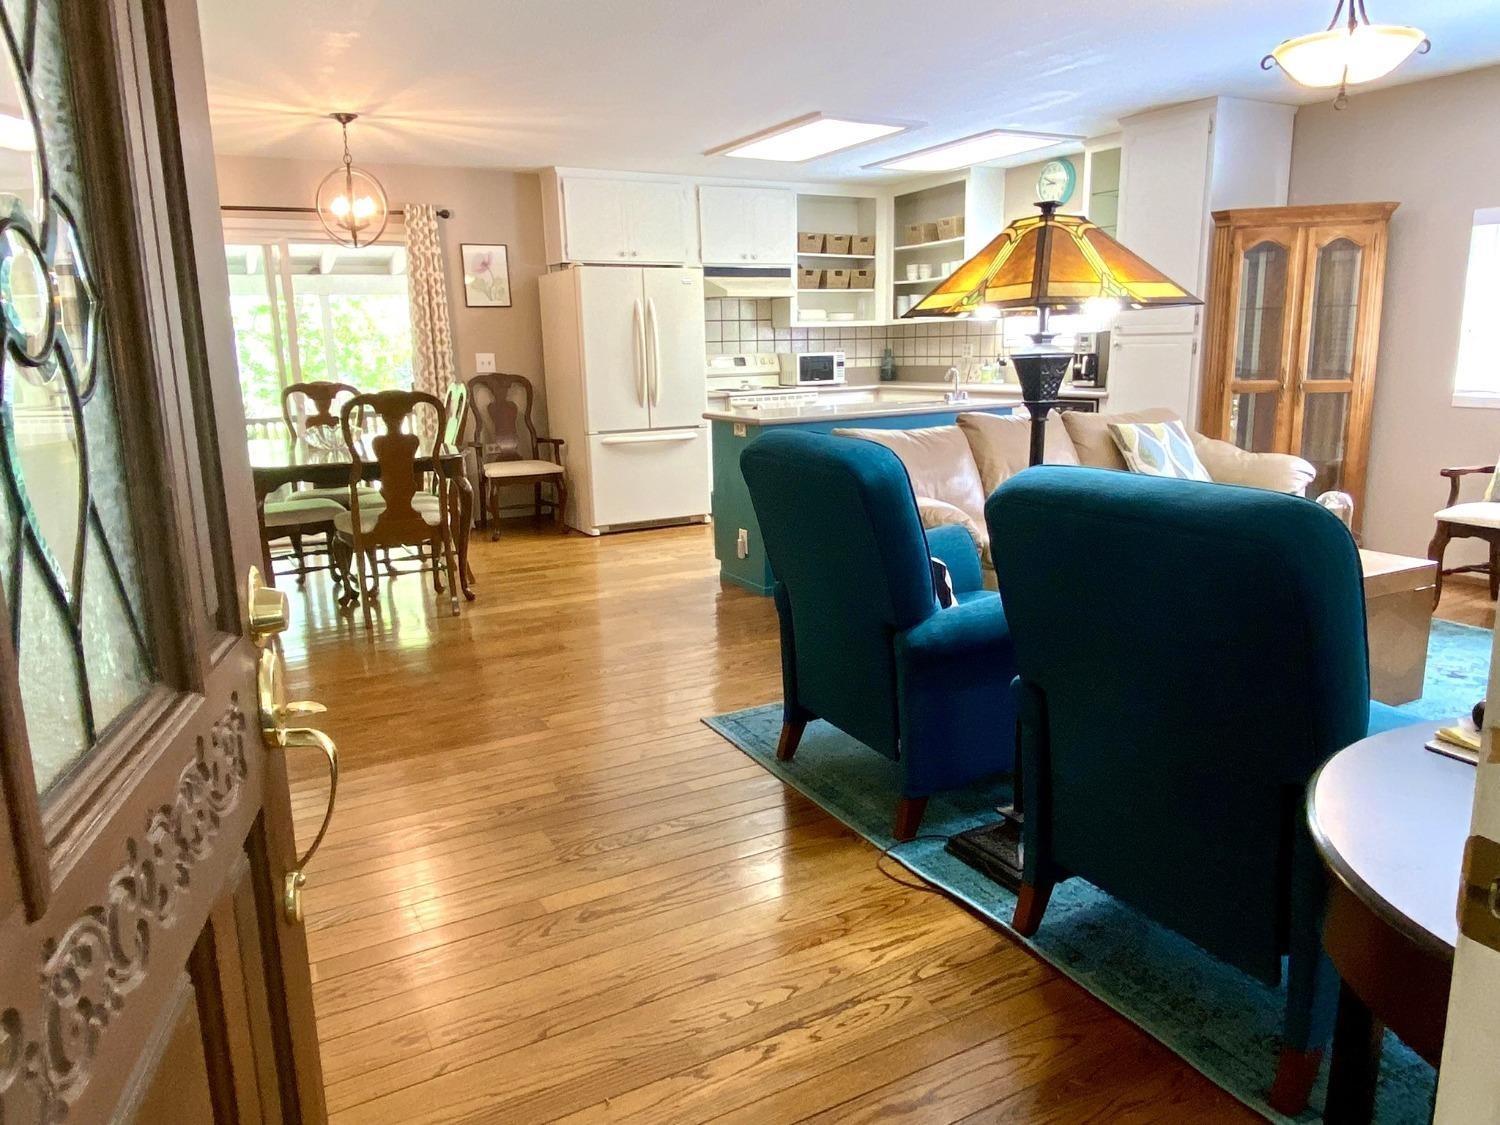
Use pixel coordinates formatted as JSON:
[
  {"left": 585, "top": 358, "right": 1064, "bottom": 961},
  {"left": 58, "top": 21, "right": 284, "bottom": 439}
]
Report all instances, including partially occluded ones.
[
  {"left": 956, "top": 411, "right": 1078, "bottom": 495},
  {"left": 1062, "top": 407, "right": 1178, "bottom": 470},
  {"left": 930, "top": 558, "right": 955, "bottom": 608},
  {"left": 1108, "top": 420, "right": 1213, "bottom": 481}
]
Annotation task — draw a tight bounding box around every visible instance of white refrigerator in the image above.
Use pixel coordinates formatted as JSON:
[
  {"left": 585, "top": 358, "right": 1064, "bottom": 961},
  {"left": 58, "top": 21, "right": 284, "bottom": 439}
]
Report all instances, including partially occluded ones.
[{"left": 539, "top": 265, "right": 710, "bottom": 535}]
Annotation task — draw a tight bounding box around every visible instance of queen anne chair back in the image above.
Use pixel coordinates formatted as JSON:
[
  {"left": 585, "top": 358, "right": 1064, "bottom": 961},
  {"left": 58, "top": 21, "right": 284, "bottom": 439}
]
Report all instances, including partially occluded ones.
[{"left": 283, "top": 380, "right": 360, "bottom": 448}]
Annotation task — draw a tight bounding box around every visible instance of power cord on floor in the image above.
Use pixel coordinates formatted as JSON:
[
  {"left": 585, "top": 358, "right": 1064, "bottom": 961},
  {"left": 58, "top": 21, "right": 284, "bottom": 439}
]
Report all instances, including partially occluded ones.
[{"left": 876, "top": 834, "right": 966, "bottom": 899}]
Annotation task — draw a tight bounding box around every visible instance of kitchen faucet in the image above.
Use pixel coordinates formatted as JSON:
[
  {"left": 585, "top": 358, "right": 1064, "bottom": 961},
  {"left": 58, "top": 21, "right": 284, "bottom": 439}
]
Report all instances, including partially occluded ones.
[{"left": 944, "top": 365, "right": 968, "bottom": 404}]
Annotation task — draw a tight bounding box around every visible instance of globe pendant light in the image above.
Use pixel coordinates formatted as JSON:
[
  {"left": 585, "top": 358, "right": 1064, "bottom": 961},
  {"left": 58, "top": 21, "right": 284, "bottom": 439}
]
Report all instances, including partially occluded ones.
[
  {"left": 1262, "top": 0, "right": 1429, "bottom": 109},
  {"left": 315, "top": 112, "right": 389, "bottom": 247}
]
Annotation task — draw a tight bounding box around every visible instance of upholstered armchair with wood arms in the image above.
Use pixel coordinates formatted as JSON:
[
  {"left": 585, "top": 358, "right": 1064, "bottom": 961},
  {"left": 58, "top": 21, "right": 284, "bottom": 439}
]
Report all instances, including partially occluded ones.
[
  {"left": 740, "top": 429, "right": 1019, "bottom": 841},
  {"left": 1428, "top": 462, "right": 1500, "bottom": 603}
]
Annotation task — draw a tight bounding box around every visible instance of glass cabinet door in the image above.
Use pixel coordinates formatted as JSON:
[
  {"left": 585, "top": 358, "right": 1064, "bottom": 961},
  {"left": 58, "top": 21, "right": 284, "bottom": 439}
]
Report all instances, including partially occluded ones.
[
  {"left": 1223, "top": 227, "right": 1302, "bottom": 453},
  {"left": 1293, "top": 230, "right": 1374, "bottom": 496}
]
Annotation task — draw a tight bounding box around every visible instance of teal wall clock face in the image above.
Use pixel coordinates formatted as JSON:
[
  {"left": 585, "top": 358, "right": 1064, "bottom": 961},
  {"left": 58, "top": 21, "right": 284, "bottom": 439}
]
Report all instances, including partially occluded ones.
[{"left": 1036, "top": 158, "right": 1077, "bottom": 204}]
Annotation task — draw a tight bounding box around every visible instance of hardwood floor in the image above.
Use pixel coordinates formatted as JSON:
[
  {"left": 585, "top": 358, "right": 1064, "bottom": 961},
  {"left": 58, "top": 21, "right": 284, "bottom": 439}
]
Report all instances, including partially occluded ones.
[{"left": 280, "top": 524, "right": 1488, "bottom": 1123}]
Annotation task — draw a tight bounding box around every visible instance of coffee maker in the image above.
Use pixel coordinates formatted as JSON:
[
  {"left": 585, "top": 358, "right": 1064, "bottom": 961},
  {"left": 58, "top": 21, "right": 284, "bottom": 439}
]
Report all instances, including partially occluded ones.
[{"left": 1071, "top": 331, "right": 1109, "bottom": 388}]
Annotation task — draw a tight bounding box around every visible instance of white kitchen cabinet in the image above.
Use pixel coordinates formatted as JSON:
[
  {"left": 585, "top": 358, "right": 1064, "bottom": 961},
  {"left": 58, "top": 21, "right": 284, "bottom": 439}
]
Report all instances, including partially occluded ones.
[
  {"left": 621, "top": 179, "right": 696, "bottom": 263},
  {"left": 558, "top": 177, "right": 631, "bottom": 264},
  {"left": 698, "top": 185, "right": 795, "bottom": 265},
  {"left": 1105, "top": 334, "right": 1198, "bottom": 418},
  {"left": 544, "top": 170, "right": 696, "bottom": 264}
]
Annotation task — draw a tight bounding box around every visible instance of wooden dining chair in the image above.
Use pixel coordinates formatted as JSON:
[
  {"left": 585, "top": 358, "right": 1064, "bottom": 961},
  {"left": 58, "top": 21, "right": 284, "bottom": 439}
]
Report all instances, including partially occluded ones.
[
  {"left": 282, "top": 380, "right": 360, "bottom": 447},
  {"left": 332, "top": 390, "right": 461, "bottom": 628},
  {"left": 468, "top": 373, "right": 567, "bottom": 538},
  {"left": 259, "top": 494, "right": 345, "bottom": 586},
  {"left": 1428, "top": 461, "right": 1500, "bottom": 604}
]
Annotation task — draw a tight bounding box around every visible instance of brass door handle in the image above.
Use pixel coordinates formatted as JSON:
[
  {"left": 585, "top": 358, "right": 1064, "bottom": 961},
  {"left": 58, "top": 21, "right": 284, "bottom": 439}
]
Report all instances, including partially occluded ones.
[
  {"left": 274, "top": 725, "right": 339, "bottom": 925},
  {"left": 257, "top": 638, "right": 338, "bottom": 924}
]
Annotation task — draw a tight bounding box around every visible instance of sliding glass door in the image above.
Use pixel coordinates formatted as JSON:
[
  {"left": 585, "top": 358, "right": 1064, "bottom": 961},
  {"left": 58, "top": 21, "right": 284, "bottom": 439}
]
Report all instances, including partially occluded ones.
[{"left": 224, "top": 237, "right": 414, "bottom": 440}]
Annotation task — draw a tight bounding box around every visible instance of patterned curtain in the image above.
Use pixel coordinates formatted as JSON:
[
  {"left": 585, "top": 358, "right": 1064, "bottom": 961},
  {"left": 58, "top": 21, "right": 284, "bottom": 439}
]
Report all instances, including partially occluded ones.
[{"left": 405, "top": 203, "right": 456, "bottom": 442}]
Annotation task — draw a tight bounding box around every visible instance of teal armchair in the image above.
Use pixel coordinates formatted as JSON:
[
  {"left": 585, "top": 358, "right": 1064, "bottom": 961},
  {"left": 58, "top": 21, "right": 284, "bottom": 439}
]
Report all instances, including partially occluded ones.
[
  {"left": 742, "top": 430, "right": 1018, "bottom": 840},
  {"left": 987, "top": 466, "right": 1413, "bottom": 1115}
]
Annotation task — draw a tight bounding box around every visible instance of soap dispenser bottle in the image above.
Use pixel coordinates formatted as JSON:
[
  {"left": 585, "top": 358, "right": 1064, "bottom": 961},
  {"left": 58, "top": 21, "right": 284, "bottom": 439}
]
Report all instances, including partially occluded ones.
[{"left": 880, "top": 346, "right": 896, "bottom": 382}]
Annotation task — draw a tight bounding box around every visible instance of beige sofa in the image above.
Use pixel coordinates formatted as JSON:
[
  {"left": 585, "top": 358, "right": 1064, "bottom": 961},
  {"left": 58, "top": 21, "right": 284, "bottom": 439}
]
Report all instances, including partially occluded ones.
[{"left": 835, "top": 407, "right": 1316, "bottom": 575}]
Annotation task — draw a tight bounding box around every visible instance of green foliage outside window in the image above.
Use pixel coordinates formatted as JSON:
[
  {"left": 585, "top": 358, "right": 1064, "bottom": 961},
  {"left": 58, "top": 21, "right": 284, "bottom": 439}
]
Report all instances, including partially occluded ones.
[{"left": 231, "top": 291, "right": 414, "bottom": 422}]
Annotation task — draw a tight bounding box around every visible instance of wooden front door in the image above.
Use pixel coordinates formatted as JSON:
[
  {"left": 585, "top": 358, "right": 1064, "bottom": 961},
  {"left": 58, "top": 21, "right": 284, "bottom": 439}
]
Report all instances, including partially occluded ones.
[{"left": 0, "top": 1, "right": 328, "bottom": 1121}]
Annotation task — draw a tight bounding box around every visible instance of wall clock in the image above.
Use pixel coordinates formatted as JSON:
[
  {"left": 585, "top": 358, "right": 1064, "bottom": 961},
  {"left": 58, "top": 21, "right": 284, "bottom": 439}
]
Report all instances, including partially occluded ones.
[{"left": 1036, "top": 158, "right": 1077, "bottom": 205}]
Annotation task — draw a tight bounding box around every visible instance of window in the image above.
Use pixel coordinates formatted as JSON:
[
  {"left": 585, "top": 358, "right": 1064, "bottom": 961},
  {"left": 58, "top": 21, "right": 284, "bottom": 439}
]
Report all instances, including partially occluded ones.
[
  {"left": 1454, "top": 207, "right": 1500, "bottom": 407},
  {"left": 226, "top": 239, "right": 413, "bottom": 434}
]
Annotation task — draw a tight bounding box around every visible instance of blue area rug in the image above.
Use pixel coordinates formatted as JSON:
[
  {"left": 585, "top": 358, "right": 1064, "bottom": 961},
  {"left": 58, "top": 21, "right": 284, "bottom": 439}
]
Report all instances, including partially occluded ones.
[{"left": 704, "top": 619, "right": 1491, "bottom": 1123}]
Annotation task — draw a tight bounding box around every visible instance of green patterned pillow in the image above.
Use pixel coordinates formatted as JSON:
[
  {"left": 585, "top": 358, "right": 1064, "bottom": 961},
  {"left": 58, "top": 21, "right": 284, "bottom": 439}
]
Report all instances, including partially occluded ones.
[{"left": 1107, "top": 420, "right": 1213, "bottom": 482}]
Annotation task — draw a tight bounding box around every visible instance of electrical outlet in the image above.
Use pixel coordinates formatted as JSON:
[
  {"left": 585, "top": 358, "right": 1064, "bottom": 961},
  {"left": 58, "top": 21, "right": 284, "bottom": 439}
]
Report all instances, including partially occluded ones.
[
  {"left": 475, "top": 353, "right": 497, "bottom": 373},
  {"left": 736, "top": 529, "right": 749, "bottom": 559}
]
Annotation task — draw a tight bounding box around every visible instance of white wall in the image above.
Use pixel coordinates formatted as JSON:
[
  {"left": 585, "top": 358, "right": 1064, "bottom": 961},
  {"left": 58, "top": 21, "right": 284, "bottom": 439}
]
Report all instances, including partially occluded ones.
[
  {"left": 214, "top": 154, "right": 550, "bottom": 426},
  {"left": 1289, "top": 66, "right": 1500, "bottom": 560}
]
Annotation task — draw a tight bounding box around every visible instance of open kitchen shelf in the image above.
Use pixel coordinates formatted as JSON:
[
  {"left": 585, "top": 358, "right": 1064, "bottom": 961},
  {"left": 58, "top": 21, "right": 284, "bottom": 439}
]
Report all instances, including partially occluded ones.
[
  {"left": 798, "top": 287, "right": 875, "bottom": 293},
  {"left": 894, "top": 236, "right": 966, "bottom": 253},
  {"left": 797, "top": 252, "right": 877, "bottom": 261},
  {"left": 894, "top": 274, "right": 953, "bottom": 287}
]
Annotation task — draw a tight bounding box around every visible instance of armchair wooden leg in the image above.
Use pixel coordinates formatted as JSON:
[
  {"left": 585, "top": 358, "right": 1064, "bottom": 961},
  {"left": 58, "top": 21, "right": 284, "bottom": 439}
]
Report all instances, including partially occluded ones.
[
  {"left": 554, "top": 479, "right": 568, "bottom": 533},
  {"left": 1268, "top": 1046, "right": 1324, "bottom": 1118},
  {"left": 775, "top": 719, "right": 806, "bottom": 762},
  {"left": 1012, "top": 881, "right": 1052, "bottom": 937},
  {"left": 893, "top": 796, "right": 929, "bottom": 842},
  {"left": 1489, "top": 539, "right": 1499, "bottom": 601},
  {"left": 534, "top": 480, "right": 543, "bottom": 523},
  {"left": 1428, "top": 522, "right": 1451, "bottom": 609}
]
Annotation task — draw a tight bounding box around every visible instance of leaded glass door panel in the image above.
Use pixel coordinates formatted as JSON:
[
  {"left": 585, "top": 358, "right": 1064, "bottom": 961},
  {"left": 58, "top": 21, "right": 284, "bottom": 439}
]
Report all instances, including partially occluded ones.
[{"left": 0, "top": 2, "right": 326, "bottom": 1121}]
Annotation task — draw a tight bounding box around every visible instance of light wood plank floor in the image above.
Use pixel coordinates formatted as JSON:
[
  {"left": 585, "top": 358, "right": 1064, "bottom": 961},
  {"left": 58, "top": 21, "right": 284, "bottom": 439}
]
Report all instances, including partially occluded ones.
[{"left": 280, "top": 524, "right": 1486, "bottom": 1123}]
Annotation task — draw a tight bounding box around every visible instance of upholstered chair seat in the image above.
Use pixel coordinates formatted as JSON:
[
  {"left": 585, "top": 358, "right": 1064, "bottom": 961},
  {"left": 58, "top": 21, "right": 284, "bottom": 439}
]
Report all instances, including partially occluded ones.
[
  {"left": 481, "top": 458, "right": 564, "bottom": 480},
  {"left": 1436, "top": 501, "right": 1500, "bottom": 530}
]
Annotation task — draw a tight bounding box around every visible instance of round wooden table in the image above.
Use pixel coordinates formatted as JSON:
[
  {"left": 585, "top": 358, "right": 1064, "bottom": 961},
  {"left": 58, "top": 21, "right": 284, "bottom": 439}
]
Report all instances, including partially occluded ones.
[{"left": 1307, "top": 720, "right": 1471, "bottom": 1123}]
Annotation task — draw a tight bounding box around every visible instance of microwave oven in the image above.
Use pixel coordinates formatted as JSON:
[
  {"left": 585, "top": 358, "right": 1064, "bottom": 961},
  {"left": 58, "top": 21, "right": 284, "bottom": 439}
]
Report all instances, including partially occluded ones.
[{"left": 780, "top": 351, "right": 846, "bottom": 387}]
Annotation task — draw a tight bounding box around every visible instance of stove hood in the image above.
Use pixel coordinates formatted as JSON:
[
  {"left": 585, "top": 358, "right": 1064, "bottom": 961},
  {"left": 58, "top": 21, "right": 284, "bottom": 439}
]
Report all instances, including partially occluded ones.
[{"left": 703, "top": 267, "right": 794, "bottom": 299}]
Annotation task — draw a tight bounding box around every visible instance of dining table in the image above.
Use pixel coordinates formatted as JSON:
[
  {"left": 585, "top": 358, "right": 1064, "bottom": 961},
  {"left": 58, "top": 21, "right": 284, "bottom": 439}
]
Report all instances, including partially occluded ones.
[{"left": 248, "top": 435, "right": 476, "bottom": 603}]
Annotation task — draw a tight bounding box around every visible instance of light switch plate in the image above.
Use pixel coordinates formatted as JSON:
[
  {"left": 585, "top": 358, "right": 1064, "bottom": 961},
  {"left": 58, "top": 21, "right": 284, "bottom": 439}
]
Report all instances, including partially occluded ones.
[{"left": 475, "top": 353, "right": 497, "bottom": 373}]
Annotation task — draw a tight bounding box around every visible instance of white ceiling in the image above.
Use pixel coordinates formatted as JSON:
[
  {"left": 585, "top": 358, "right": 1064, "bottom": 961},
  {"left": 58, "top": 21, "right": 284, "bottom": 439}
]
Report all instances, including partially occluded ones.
[{"left": 197, "top": 0, "right": 1500, "bottom": 182}]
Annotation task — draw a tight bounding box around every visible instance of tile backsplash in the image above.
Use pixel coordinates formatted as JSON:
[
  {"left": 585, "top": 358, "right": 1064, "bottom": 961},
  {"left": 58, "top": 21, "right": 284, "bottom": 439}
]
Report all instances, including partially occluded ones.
[{"left": 704, "top": 298, "right": 1070, "bottom": 367}]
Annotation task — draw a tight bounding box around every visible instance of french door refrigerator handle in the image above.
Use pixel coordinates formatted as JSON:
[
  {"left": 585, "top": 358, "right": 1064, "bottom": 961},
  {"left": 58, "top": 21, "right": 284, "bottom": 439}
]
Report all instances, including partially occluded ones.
[
  {"left": 599, "top": 430, "right": 698, "bottom": 445},
  {"left": 631, "top": 297, "right": 646, "bottom": 406},
  {"left": 647, "top": 297, "right": 661, "bottom": 407}
]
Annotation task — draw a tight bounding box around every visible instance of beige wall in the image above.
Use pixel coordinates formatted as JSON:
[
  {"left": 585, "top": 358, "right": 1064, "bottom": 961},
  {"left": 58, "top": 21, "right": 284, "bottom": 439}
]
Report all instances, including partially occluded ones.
[
  {"left": 213, "top": 154, "right": 549, "bottom": 423},
  {"left": 1289, "top": 65, "right": 1500, "bottom": 560}
]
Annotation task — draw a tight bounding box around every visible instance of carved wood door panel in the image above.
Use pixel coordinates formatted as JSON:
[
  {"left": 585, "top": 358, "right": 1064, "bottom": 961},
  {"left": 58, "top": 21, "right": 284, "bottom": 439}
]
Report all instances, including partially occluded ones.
[{"left": 0, "top": 1, "right": 326, "bottom": 1122}]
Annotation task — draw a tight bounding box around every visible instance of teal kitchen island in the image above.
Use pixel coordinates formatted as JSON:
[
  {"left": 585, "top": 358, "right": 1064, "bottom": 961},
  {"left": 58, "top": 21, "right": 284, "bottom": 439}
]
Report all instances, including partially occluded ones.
[{"left": 708, "top": 398, "right": 1015, "bottom": 595}]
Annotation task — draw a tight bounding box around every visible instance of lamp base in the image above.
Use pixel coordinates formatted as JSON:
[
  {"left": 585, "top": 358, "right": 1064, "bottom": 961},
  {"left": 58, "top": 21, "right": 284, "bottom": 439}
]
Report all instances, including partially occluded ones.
[{"left": 1010, "top": 351, "right": 1073, "bottom": 467}]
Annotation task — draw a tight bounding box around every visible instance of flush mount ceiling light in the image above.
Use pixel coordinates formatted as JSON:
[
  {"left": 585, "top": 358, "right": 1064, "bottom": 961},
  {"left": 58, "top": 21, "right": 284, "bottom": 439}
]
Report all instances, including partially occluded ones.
[
  {"left": 870, "top": 129, "right": 1076, "bottom": 173},
  {"left": 1263, "top": 0, "right": 1429, "bottom": 109},
  {"left": 707, "top": 112, "right": 910, "bottom": 162},
  {"left": 315, "top": 112, "right": 389, "bottom": 248}
]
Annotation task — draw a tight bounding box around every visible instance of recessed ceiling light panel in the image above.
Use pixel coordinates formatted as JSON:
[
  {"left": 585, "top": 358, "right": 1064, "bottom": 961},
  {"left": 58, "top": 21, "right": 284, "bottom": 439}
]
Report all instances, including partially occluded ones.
[
  {"left": 873, "top": 129, "right": 1076, "bottom": 173},
  {"left": 708, "top": 112, "right": 911, "bottom": 162}
]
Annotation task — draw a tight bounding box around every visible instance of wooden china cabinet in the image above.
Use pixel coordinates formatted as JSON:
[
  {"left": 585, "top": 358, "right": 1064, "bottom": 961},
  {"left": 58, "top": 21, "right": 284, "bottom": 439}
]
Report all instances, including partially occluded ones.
[{"left": 1199, "top": 203, "right": 1397, "bottom": 524}]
